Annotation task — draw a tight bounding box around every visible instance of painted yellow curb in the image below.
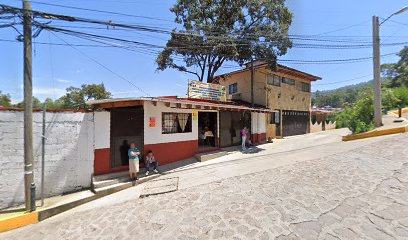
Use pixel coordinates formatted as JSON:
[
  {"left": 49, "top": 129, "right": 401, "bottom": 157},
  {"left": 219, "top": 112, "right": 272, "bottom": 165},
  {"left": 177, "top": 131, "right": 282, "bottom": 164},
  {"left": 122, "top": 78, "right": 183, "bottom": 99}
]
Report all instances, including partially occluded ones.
[
  {"left": 0, "top": 211, "right": 38, "bottom": 233},
  {"left": 391, "top": 108, "right": 408, "bottom": 116},
  {"left": 343, "top": 124, "right": 408, "bottom": 141}
]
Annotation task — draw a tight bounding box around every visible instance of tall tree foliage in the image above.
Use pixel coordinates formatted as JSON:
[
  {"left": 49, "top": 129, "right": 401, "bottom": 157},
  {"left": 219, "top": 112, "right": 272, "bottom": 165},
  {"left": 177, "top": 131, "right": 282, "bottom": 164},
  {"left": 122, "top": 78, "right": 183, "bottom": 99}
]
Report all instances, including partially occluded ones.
[
  {"left": 59, "top": 83, "right": 111, "bottom": 110},
  {"left": 10, "top": 83, "right": 111, "bottom": 110},
  {"left": 157, "top": 0, "right": 293, "bottom": 83},
  {"left": 382, "top": 46, "right": 408, "bottom": 87}
]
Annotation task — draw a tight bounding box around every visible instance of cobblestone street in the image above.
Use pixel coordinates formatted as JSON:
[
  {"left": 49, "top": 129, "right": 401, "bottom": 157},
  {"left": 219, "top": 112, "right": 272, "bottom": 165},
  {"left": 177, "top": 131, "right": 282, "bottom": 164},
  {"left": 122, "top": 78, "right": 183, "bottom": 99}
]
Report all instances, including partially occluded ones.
[{"left": 1, "top": 133, "right": 408, "bottom": 240}]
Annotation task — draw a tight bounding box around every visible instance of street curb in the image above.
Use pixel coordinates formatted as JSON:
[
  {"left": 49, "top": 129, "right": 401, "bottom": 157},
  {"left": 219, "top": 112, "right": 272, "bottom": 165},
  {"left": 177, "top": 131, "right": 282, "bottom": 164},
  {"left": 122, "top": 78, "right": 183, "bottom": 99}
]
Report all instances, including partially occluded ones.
[
  {"left": 0, "top": 211, "right": 38, "bottom": 233},
  {"left": 391, "top": 108, "right": 408, "bottom": 116},
  {"left": 342, "top": 123, "right": 408, "bottom": 141},
  {"left": 0, "top": 174, "right": 162, "bottom": 233}
]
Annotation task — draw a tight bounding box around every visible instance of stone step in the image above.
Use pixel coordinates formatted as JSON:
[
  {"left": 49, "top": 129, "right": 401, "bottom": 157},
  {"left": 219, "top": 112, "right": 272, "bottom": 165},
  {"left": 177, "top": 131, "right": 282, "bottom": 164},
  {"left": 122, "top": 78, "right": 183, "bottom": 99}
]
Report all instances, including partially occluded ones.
[
  {"left": 195, "top": 151, "right": 228, "bottom": 162},
  {"left": 92, "top": 171, "right": 162, "bottom": 193},
  {"left": 93, "top": 181, "right": 133, "bottom": 197},
  {"left": 92, "top": 176, "right": 130, "bottom": 189},
  {"left": 93, "top": 171, "right": 129, "bottom": 182}
]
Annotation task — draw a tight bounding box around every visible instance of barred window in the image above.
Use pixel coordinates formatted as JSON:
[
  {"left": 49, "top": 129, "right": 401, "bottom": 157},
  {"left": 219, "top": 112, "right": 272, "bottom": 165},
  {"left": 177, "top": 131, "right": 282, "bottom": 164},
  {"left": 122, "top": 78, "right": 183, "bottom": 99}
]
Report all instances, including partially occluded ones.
[
  {"left": 267, "top": 74, "right": 281, "bottom": 86},
  {"left": 162, "top": 113, "right": 192, "bottom": 134},
  {"left": 297, "top": 82, "right": 310, "bottom": 92},
  {"left": 282, "top": 77, "right": 295, "bottom": 85}
]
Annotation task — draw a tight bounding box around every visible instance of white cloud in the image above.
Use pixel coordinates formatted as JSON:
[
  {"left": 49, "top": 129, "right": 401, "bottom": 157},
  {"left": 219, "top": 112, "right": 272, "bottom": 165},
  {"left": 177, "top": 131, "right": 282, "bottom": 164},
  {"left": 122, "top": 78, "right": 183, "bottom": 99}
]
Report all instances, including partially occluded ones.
[
  {"left": 33, "top": 87, "right": 65, "bottom": 97},
  {"left": 10, "top": 98, "right": 22, "bottom": 104},
  {"left": 56, "top": 78, "right": 72, "bottom": 84}
]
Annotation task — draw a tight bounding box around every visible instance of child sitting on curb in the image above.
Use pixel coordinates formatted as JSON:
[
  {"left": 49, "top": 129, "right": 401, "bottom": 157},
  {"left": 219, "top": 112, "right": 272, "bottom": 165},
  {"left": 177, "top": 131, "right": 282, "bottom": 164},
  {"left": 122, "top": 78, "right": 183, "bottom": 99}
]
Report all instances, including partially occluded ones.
[{"left": 145, "top": 150, "right": 159, "bottom": 176}]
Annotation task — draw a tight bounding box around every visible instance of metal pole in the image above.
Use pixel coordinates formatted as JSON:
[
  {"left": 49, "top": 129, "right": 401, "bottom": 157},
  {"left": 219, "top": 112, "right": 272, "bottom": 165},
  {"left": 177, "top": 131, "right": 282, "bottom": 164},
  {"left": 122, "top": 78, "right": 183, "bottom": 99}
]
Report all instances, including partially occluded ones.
[
  {"left": 373, "top": 16, "right": 382, "bottom": 127},
  {"left": 41, "top": 103, "right": 46, "bottom": 206},
  {"left": 23, "top": 0, "right": 35, "bottom": 212},
  {"left": 250, "top": 58, "right": 254, "bottom": 107}
]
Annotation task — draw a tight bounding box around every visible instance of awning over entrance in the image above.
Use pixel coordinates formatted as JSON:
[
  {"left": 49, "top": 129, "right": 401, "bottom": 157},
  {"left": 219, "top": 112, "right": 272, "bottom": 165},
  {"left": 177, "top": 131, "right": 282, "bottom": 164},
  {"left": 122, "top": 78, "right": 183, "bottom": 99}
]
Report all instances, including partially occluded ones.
[{"left": 87, "top": 96, "right": 277, "bottom": 113}]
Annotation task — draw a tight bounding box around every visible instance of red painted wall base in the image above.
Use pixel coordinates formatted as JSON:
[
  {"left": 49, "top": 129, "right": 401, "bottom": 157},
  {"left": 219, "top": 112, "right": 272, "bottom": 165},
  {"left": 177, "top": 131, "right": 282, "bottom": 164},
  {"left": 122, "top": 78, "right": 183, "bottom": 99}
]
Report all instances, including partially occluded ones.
[
  {"left": 144, "top": 140, "right": 198, "bottom": 166},
  {"left": 94, "top": 148, "right": 110, "bottom": 175},
  {"left": 251, "top": 133, "right": 266, "bottom": 144},
  {"left": 94, "top": 148, "right": 129, "bottom": 176}
]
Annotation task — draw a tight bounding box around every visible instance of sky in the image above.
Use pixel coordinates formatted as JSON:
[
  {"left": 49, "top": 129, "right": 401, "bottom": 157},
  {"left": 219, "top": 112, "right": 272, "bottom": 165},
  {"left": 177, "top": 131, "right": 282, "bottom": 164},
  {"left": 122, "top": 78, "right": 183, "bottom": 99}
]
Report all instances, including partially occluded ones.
[{"left": 1, "top": 0, "right": 408, "bottom": 103}]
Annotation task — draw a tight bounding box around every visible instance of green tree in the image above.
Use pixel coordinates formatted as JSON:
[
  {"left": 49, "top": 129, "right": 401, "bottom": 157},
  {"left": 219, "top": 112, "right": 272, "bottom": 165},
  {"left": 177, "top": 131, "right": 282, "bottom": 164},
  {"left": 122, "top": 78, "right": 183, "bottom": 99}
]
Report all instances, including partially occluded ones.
[
  {"left": 382, "top": 88, "right": 399, "bottom": 112},
  {"left": 58, "top": 83, "right": 111, "bottom": 110},
  {"left": 43, "top": 98, "right": 63, "bottom": 110},
  {"left": 157, "top": 0, "right": 293, "bottom": 83},
  {"left": 393, "top": 86, "right": 408, "bottom": 107},
  {"left": 335, "top": 91, "right": 374, "bottom": 134},
  {"left": 382, "top": 46, "right": 408, "bottom": 87},
  {"left": 14, "top": 96, "right": 43, "bottom": 109},
  {"left": 0, "top": 91, "right": 12, "bottom": 108}
]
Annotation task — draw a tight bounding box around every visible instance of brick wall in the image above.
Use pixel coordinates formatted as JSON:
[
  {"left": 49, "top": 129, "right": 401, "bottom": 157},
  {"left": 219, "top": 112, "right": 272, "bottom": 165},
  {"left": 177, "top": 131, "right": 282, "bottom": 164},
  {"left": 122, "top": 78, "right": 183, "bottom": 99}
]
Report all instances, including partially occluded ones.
[{"left": 0, "top": 110, "right": 94, "bottom": 209}]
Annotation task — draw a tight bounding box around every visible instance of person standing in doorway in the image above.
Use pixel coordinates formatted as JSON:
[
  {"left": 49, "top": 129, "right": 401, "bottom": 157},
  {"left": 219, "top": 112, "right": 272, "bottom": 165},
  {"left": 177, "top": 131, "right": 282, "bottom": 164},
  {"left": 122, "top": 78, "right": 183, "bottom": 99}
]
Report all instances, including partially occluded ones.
[
  {"left": 242, "top": 126, "right": 247, "bottom": 150},
  {"left": 128, "top": 143, "right": 140, "bottom": 183}
]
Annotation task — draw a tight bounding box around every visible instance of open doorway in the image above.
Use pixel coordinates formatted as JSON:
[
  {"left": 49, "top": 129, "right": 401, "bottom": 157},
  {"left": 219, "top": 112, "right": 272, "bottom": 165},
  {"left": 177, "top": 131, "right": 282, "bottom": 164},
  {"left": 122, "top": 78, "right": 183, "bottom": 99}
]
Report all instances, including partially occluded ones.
[
  {"left": 110, "top": 107, "right": 144, "bottom": 169},
  {"left": 219, "top": 111, "right": 251, "bottom": 147},
  {"left": 198, "top": 111, "right": 218, "bottom": 151}
]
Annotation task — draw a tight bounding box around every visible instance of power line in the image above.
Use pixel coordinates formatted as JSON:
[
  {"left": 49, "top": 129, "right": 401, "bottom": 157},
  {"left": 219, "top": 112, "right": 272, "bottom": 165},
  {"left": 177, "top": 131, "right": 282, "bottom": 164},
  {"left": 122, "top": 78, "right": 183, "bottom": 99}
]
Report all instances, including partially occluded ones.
[
  {"left": 1, "top": 33, "right": 399, "bottom": 65},
  {"left": 314, "top": 74, "right": 373, "bottom": 86},
  {"left": 0, "top": 3, "right": 401, "bottom": 45},
  {"left": 4, "top": 3, "right": 408, "bottom": 51},
  {"left": 11, "top": 0, "right": 174, "bottom": 23},
  {"left": 312, "top": 20, "right": 371, "bottom": 36}
]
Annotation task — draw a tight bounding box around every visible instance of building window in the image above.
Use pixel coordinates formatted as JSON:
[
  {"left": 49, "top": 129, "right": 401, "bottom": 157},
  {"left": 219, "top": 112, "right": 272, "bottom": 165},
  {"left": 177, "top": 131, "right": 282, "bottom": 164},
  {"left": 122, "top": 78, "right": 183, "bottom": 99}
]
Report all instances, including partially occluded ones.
[
  {"left": 229, "top": 83, "right": 238, "bottom": 94},
  {"left": 282, "top": 77, "right": 295, "bottom": 85},
  {"left": 267, "top": 112, "right": 281, "bottom": 124},
  {"left": 301, "top": 82, "right": 310, "bottom": 92},
  {"left": 162, "top": 113, "right": 192, "bottom": 134},
  {"left": 267, "top": 74, "right": 281, "bottom": 86}
]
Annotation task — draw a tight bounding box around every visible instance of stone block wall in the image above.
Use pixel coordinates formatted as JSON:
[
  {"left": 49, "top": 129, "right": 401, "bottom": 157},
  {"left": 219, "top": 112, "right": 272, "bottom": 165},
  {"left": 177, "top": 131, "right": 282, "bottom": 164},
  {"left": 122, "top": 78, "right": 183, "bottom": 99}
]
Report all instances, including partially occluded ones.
[{"left": 0, "top": 110, "right": 94, "bottom": 209}]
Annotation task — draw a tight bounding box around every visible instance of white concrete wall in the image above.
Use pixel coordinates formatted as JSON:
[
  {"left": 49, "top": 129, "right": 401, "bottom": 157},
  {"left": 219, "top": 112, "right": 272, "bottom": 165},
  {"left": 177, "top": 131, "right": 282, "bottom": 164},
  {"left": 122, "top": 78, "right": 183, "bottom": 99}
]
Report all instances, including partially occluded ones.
[
  {"left": 144, "top": 102, "right": 199, "bottom": 145},
  {"left": 251, "top": 112, "right": 266, "bottom": 134},
  {"left": 0, "top": 110, "right": 94, "bottom": 209},
  {"left": 258, "top": 113, "right": 266, "bottom": 133},
  {"left": 94, "top": 111, "right": 110, "bottom": 149},
  {"left": 251, "top": 112, "right": 259, "bottom": 134},
  {"left": 310, "top": 121, "right": 323, "bottom": 133}
]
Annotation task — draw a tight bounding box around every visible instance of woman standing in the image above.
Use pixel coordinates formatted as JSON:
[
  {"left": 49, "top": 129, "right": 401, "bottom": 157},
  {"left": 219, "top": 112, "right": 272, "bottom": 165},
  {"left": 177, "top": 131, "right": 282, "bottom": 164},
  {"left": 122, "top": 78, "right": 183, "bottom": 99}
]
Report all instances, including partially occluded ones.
[{"left": 241, "top": 126, "right": 247, "bottom": 150}]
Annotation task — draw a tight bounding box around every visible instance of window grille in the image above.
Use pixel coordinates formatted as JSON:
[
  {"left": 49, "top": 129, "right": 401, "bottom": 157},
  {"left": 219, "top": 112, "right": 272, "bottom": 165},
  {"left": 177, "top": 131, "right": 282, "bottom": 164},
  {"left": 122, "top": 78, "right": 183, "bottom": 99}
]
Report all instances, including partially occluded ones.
[{"left": 162, "top": 113, "right": 192, "bottom": 134}]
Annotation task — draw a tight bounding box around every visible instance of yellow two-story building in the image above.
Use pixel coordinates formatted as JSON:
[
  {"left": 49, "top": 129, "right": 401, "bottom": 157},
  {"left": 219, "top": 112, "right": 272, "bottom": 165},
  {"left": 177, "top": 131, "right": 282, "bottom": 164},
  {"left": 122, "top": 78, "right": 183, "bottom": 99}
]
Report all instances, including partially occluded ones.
[{"left": 214, "top": 61, "right": 321, "bottom": 139}]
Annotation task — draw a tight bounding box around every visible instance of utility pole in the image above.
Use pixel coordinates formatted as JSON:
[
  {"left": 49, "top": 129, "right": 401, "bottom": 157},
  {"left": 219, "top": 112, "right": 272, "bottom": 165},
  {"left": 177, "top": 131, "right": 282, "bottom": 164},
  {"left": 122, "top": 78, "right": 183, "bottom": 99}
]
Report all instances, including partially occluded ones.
[
  {"left": 250, "top": 58, "right": 254, "bottom": 107},
  {"left": 23, "top": 0, "right": 35, "bottom": 212},
  {"left": 41, "top": 103, "right": 46, "bottom": 206},
  {"left": 372, "top": 16, "right": 382, "bottom": 128}
]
